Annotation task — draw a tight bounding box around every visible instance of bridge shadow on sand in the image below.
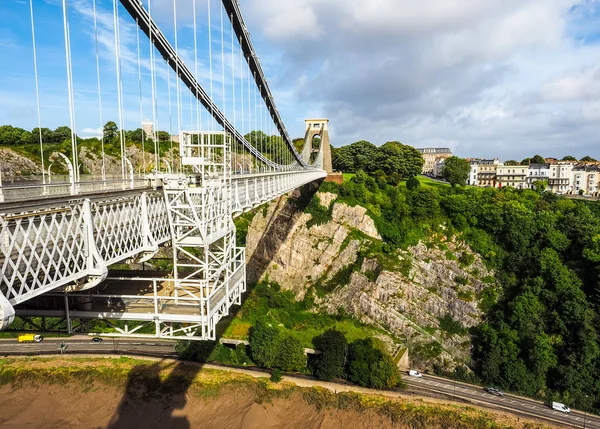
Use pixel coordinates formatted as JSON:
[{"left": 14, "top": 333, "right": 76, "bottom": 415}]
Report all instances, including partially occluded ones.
[{"left": 105, "top": 182, "right": 320, "bottom": 428}]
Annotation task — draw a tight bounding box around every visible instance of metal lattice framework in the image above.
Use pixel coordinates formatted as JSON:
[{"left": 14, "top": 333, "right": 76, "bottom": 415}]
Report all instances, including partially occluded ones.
[{"left": 0, "top": 0, "right": 329, "bottom": 339}]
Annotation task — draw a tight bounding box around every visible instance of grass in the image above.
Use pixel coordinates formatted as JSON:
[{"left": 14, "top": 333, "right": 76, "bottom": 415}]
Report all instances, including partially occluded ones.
[
  {"left": 417, "top": 175, "right": 451, "bottom": 189},
  {"left": 221, "top": 280, "right": 385, "bottom": 348}
]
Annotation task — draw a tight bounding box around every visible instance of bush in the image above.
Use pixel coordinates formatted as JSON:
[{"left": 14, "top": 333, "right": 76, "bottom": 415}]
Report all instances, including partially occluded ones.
[
  {"left": 270, "top": 369, "right": 283, "bottom": 383},
  {"left": 249, "top": 320, "right": 280, "bottom": 368},
  {"left": 406, "top": 176, "right": 420, "bottom": 190},
  {"left": 278, "top": 335, "right": 307, "bottom": 372},
  {"left": 438, "top": 314, "right": 467, "bottom": 336}
]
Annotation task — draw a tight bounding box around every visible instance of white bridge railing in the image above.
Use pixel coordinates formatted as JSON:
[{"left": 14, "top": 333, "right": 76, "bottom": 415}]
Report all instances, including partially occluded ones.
[{"left": 0, "top": 168, "right": 325, "bottom": 335}]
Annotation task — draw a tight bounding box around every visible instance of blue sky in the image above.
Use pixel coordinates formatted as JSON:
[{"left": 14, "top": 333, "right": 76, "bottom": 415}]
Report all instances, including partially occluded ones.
[{"left": 1, "top": 0, "right": 600, "bottom": 160}]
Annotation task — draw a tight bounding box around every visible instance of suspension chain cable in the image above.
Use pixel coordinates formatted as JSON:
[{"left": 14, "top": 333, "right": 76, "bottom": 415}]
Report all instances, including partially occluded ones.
[{"left": 29, "top": 0, "right": 45, "bottom": 184}]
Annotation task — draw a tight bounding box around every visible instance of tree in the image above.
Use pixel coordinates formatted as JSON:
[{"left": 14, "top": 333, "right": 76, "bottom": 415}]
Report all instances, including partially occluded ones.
[
  {"left": 406, "top": 176, "right": 420, "bottom": 190},
  {"left": 375, "top": 141, "right": 423, "bottom": 178},
  {"left": 532, "top": 180, "right": 548, "bottom": 192},
  {"left": 0, "top": 125, "right": 28, "bottom": 146},
  {"left": 103, "top": 121, "right": 118, "bottom": 141},
  {"left": 520, "top": 158, "right": 531, "bottom": 165},
  {"left": 249, "top": 320, "right": 280, "bottom": 368},
  {"left": 52, "top": 126, "right": 72, "bottom": 144},
  {"left": 332, "top": 140, "right": 378, "bottom": 173},
  {"left": 580, "top": 156, "right": 597, "bottom": 162},
  {"left": 30, "top": 127, "right": 53, "bottom": 145},
  {"left": 346, "top": 338, "right": 401, "bottom": 388},
  {"left": 312, "top": 329, "right": 348, "bottom": 381},
  {"left": 505, "top": 160, "right": 519, "bottom": 166},
  {"left": 530, "top": 154, "right": 545, "bottom": 164},
  {"left": 441, "top": 156, "right": 471, "bottom": 186},
  {"left": 562, "top": 156, "right": 577, "bottom": 161},
  {"left": 278, "top": 335, "right": 306, "bottom": 372}
]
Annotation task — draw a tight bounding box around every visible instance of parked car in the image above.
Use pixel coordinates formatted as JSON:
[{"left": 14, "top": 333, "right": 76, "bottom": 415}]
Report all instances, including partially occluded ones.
[
  {"left": 408, "top": 370, "right": 423, "bottom": 378},
  {"left": 91, "top": 337, "right": 103, "bottom": 343},
  {"left": 484, "top": 387, "right": 504, "bottom": 396},
  {"left": 549, "top": 402, "right": 570, "bottom": 413}
]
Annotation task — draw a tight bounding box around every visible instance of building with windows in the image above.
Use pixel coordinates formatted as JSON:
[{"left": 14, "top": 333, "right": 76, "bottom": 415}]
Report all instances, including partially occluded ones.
[
  {"left": 467, "top": 160, "right": 479, "bottom": 186},
  {"left": 526, "top": 163, "right": 551, "bottom": 187},
  {"left": 417, "top": 148, "right": 453, "bottom": 174},
  {"left": 476, "top": 159, "right": 499, "bottom": 187},
  {"left": 496, "top": 164, "right": 528, "bottom": 189},
  {"left": 548, "top": 163, "right": 573, "bottom": 194}
]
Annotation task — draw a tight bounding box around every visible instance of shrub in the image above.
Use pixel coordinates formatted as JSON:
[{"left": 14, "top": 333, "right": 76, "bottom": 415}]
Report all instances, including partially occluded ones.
[
  {"left": 438, "top": 314, "right": 467, "bottom": 336},
  {"left": 278, "top": 335, "right": 307, "bottom": 372},
  {"left": 249, "top": 320, "right": 280, "bottom": 368},
  {"left": 270, "top": 369, "right": 283, "bottom": 383}
]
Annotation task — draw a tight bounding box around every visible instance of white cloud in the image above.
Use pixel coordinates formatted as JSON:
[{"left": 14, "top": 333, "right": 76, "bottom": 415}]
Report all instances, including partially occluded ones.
[{"left": 240, "top": 0, "right": 600, "bottom": 160}]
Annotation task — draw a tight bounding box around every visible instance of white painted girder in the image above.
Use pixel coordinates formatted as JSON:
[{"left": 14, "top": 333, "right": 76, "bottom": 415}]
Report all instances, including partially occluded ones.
[{"left": 0, "top": 169, "right": 325, "bottom": 326}]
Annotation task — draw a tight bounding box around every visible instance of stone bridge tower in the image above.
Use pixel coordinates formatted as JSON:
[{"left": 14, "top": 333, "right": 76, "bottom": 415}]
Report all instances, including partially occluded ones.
[{"left": 303, "top": 119, "right": 332, "bottom": 174}]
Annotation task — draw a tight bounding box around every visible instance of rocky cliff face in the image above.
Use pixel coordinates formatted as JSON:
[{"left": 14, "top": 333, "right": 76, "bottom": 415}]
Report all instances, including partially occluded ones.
[{"left": 245, "top": 186, "right": 496, "bottom": 369}]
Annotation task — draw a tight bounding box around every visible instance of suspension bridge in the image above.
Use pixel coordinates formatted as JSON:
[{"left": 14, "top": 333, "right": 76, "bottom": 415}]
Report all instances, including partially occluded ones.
[{"left": 0, "top": 0, "right": 332, "bottom": 340}]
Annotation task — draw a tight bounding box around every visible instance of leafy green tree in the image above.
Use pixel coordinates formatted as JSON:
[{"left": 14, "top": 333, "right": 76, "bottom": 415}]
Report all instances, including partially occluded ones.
[
  {"left": 346, "top": 338, "right": 401, "bottom": 388},
  {"left": 312, "top": 329, "right": 348, "bottom": 381},
  {"left": 375, "top": 141, "right": 423, "bottom": 178},
  {"left": 249, "top": 320, "right": 280, "bottom": 368},
  {"left": 0, "top": 125, "right": 29, "bottom": 146},
  {"left": 580, "top": 155, "right": 597, "bottom": 162},
  {"left": 332, "top": 140, "right": 378, "bottom": 172},
  {"left": 52, "top": 126, "right": 72, "bottom": 143},
  {"left": 30, "top": 127, "right": 53, "bottom": 144},
  {"left": 441, "top": 156, "right": 471, "bottom": 186},
  {"left": 520, "top": 158, "right": 531, "bottom": 165},
  {"left": 406, "top": 176, "right": 420, "bottom": 190},
  {"left": 103, "top": 121, "right": 118, "bottom": 141},
  {"left": 278, "top": 335, "right": 306, "bottom": 372},
  {"left": 505, "top": 160, "right": 519, "bottom": 166},
  {"left": 562, "top": 155, "right": 577, "bottom": 161},
  {"left": 532, "top": 180, "right": 548, "bottom": 192},
  {"left": 530, "top": 154, "right": 546, "bottom": 164}
]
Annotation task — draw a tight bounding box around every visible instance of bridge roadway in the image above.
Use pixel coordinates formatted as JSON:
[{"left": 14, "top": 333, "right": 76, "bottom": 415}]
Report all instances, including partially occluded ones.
[
  {"left": 0, "top": 337, "right": 597, "bottom": 429},
  {"left": 1, "top": 170, "right": 325, "bottom": 310}
]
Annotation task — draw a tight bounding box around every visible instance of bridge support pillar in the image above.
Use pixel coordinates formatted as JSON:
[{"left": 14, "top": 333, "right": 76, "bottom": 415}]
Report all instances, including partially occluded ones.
[
  {"left": 64, "top": 199, "right": 108, "bottom": 292},
  {"left": 0, "top": 293, "right": 15, "bottom": 331}
]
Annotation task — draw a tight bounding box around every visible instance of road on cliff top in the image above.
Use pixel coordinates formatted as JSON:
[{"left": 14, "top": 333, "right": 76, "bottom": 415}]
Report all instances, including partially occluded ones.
[{"left": 0, "top": 336, "right": 598, "bottom": 429}]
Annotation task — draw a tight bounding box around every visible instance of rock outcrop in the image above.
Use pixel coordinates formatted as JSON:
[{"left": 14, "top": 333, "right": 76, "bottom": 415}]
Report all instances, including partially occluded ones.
[{"left": 245, "top": 186, "right": 496, "bottom": 369}]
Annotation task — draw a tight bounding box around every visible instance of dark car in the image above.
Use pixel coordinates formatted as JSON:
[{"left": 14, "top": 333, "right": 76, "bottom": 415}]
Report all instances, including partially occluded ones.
[
  {"left": 91, "top": 337, "right": 103, "bottom": 343},
  {"left": 484, "top": 387, "right": 504, "bottom": 396}
]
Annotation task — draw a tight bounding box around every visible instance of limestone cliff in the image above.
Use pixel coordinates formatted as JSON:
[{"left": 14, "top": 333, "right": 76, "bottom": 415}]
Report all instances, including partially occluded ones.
[{"left": 245, "top": 186, "right": 497, "bottom": 369}]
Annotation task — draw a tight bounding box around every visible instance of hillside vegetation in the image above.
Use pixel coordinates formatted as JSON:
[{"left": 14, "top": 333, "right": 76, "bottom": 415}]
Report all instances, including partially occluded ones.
[{"left": 327, "top": 141, "right": 600, "bottom": 412}]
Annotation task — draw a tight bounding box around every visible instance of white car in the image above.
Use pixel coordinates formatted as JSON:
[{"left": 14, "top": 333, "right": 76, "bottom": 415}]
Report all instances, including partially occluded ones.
[{"left": 408, "top": 370, "right": 423, "bottom": 378}]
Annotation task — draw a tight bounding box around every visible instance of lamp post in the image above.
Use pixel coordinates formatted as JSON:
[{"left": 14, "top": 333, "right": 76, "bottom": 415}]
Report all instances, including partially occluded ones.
[{"left": 583, "top": 394, "right": 588, "bottom": 429}]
